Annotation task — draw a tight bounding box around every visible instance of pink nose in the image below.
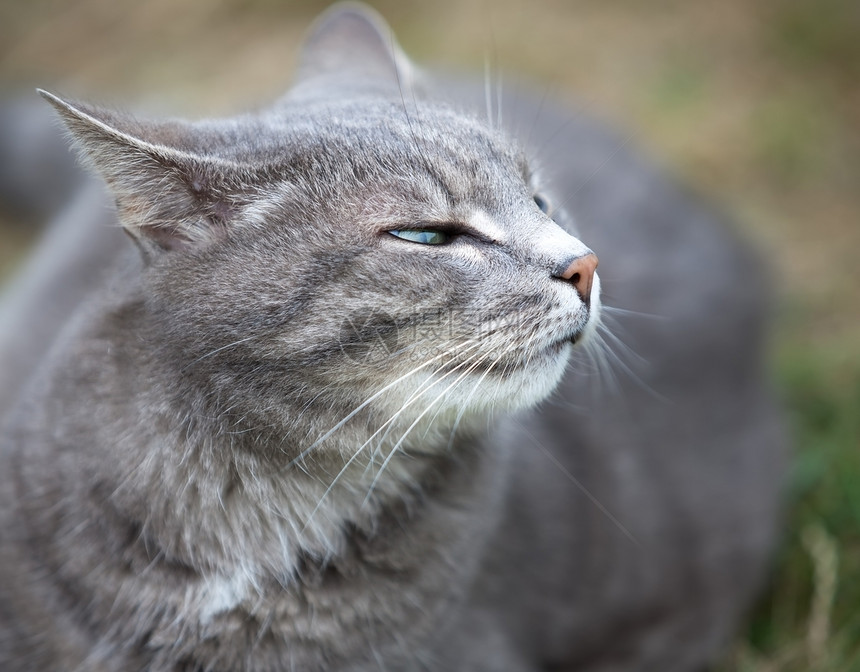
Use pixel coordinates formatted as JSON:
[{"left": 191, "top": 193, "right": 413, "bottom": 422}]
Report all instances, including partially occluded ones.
[{"left": 558, "top": 252, "right": 598, "bottom": 304}]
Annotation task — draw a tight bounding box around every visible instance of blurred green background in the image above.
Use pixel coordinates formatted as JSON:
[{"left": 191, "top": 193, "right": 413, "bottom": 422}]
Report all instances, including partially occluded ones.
[{"left": 0, "top": 0, "right": 858, "bottom": 669}]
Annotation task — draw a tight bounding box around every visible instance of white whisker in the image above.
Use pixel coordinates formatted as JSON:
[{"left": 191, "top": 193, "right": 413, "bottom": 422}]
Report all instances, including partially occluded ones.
[
  {"left": 286, "top": 339, "right": 480, "bottom": 469},
  {"left": 517, "top": 423, "right": 640, "bottom": 547},
  {"left": 181, "top": 335, "right": 258, "bottom": 371},
  {"left": 365, "top": 339, "right": 522, "bottom": 505},
  {"left": 299, "top": 340, "right": 488, "bottom": 528}
]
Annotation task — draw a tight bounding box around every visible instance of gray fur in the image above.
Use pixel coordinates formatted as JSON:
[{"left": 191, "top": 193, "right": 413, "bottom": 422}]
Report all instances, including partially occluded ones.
[{"left": 0, "top": 4, "right": 784, "bottom": 671}]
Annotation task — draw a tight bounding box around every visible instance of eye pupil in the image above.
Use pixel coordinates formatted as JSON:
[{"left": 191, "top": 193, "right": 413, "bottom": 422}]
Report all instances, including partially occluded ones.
[{"left": 534, "top": 194, "right": 550, "bottom": 214}]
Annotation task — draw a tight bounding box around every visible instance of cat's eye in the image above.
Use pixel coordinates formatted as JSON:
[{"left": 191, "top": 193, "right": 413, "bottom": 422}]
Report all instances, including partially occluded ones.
[
  {"left": 533, "top": 194, "right": 550, "bottom": 214},
  {"left": 389, "top": 229, "right": 452, "bottom": 245}
]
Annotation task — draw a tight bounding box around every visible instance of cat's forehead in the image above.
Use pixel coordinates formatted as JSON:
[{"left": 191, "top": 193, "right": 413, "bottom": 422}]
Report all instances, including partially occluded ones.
[
  {"left": 251, "top": 101, "right": 532, "bottom": 224},
  {"left": 270, "top": 98, "right": 527, "bottom": 176}
]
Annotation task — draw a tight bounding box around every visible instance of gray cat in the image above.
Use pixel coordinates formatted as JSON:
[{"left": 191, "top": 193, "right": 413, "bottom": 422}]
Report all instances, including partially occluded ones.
[{"left": 0, "top": 4, "right": 785, "bottom": 671}]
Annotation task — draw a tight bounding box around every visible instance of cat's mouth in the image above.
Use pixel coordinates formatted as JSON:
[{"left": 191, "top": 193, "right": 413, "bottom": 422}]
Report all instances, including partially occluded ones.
[
  {"left": 561, "top": 313, "right": 594, "bottom": 347},
  {"left": 549, "top": 316, "right": 595, "bottom": 353},
  {"left": 549, "top": 330, "right": 582, "bottom": 353},
  {"left": 440, "top": 328, "right": 588, "bottom": 376}
]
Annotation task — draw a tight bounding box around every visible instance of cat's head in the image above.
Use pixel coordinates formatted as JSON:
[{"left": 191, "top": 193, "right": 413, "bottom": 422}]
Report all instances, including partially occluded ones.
[{"left": 41, "top": 4, "right": 599, "bottom": 453}]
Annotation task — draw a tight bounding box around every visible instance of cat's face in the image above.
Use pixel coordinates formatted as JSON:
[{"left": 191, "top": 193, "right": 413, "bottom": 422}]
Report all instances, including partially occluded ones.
[
  {"left": 43, "top": 6, "right": 599, "bottom": 452},
  {"left": 145, "top": 99, "right": 599, "bottom": 429}
]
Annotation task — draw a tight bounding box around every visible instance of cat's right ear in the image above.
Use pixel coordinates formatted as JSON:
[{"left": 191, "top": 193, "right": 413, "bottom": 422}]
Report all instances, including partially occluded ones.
[
  {"left": 38, "top": 89, "right": 240, "bottom": 258},
  {"left": 287, "top": 2, "right": 415, "bottom": 97}
]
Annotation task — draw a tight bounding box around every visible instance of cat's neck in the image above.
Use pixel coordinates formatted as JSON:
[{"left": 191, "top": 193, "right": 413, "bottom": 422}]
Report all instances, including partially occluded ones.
[
  {"left": 58, "top": 292, "right": 504, "bottom": 583},
  {"left": 103, "top": 375, "right": 511, "bottom": 628}
]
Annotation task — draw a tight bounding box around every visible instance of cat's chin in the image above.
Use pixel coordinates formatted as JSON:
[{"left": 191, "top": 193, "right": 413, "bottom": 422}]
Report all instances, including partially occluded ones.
[
  {"left": 493, "top": 347, "right": 574, "bottom": 410},
  {"left": 499, "top": 300, "right": 601, "bottom": 410},
  {"left": 390, "top": 344, "right": 573, "bottom": 424}
]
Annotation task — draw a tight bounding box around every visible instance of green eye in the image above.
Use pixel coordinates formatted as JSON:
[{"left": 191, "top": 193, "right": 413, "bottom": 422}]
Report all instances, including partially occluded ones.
[{"left": 389, "top": 229, "right": 451, "bottom": 245}]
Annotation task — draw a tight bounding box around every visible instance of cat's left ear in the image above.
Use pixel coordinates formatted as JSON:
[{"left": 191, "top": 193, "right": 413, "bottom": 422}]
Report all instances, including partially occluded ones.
[
  {"left": 39, "top": 89, "right": 242, "bottom": 256},
  {"left": 288, "top": 3, "right": 416, "bottom": 97}
]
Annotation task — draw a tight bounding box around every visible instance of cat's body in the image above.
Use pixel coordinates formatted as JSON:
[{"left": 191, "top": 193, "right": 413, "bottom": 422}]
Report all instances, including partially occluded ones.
[{"left": 0, "top": 6, "right": 784, "bottom": 671}]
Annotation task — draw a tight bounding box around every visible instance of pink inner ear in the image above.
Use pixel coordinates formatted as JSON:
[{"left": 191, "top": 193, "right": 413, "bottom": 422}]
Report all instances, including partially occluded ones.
[
  {"left": 138, "top": 217, "right": 230, "bottom": 252},
  {"left": 140, "top": 223, "right": 195, "bottom": 252}
]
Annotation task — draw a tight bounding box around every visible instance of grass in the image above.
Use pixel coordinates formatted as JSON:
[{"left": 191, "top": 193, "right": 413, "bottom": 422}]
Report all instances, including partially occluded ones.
[{"left": 719, "top": 339, "right": 860, "bottom": 671}]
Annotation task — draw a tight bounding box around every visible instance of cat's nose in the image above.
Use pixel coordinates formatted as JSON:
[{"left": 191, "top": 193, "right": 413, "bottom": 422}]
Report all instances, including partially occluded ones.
[{"left": 554, "top": 252, "right": 599, "bottom": 305}]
